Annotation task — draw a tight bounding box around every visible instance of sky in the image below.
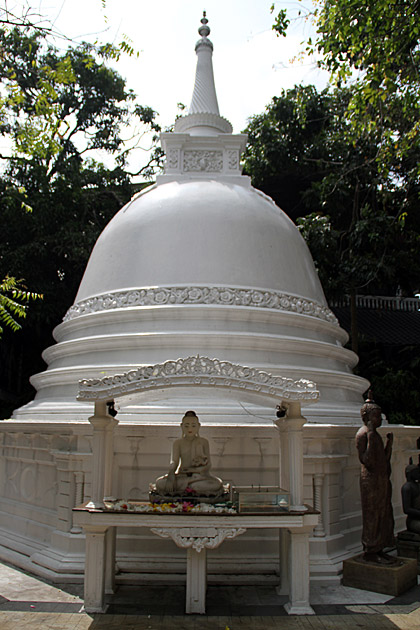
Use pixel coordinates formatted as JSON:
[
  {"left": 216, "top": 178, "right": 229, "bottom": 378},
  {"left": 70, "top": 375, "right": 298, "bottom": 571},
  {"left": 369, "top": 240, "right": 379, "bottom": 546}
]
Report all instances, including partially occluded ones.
[{"left": 10, "top": 0, "right": 330, "bottom": 172}]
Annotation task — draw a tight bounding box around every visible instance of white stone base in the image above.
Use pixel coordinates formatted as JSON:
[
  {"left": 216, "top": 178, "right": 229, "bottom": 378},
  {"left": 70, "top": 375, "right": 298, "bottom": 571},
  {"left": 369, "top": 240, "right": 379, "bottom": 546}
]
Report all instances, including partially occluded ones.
[{"left": 284, "top": 602, "right": 315, "bottom": 615}]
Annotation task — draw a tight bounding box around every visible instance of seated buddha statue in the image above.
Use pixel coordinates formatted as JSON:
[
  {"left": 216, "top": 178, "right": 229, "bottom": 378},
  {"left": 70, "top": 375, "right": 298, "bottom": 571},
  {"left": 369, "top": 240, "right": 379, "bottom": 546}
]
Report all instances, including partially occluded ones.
[
  {"left": 401, "top": 459, "right": 420, "bottom": 535},
  {"left": 154, "top": 411, "right": 223, "bottom": 497}
]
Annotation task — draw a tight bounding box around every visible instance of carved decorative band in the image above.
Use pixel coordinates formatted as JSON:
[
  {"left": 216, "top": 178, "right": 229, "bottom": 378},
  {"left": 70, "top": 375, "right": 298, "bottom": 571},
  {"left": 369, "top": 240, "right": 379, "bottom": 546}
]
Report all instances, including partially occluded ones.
[
  {"left": 77, "top": 355, "right": 320, "bottom": 403},
  {"left": 150, "top": 526, "right": 247, "bottom": 552},
  {"left": 64, "top": 285, "right": 338, "bottom": 325},
  {"left": 174, "top": 112, "right": 233, "bottom": 134},
  {"left": 183, "top": 150, "right": 223, "bottom": 172}
]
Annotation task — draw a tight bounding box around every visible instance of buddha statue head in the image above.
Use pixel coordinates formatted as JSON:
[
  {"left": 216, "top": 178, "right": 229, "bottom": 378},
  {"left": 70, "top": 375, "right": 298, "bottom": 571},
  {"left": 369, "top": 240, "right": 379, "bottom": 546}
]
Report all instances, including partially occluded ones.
[
  {"left": 405, "top": 457, "right": 420, "bottom": 483},
  {"left": 181, "top": 410, "right": 200, "bottom": 439},
  {"left": 360, "top": 391, "right": 382, "bottom": 429}
]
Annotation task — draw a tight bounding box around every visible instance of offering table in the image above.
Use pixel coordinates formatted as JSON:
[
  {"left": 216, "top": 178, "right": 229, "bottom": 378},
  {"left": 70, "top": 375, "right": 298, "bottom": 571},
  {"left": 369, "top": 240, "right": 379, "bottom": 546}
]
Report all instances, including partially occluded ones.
[{"left": 73, "top": 505, "right": 318, "bottom": 615}]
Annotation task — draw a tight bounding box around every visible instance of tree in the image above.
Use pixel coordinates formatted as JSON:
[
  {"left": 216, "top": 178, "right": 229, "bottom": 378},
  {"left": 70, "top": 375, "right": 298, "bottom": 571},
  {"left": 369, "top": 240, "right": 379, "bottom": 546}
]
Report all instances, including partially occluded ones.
[
  {"left": 243, "top": 85, "right": 333, "bottom": 220},
  {"left": 0, "top": 28, "right": 161, "bottom": 177},
  {"left": 0, "top": 28, "right": 161, "bottom": 316},
  {"left": 0, "top": 27, "right": 161, "bottom": 417},
  {"left": 272, "top": 0, "right": 420, "bottom": 179},
  {"left": 0, "top": 1, "right": 138, "bottom": 59},
  {"left": 243, "top": 85, "right": 420, "bottom": 348}
]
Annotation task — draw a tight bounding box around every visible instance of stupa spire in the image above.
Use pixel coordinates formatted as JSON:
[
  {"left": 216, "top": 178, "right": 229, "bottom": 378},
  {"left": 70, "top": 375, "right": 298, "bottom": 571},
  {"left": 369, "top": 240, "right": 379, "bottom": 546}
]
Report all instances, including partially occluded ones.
[
  {"left": 174, "top": 12, "right": 232, "bottom": 135},
  {"left": 189, "top": 12, "right": 220, "bottom": 116}
]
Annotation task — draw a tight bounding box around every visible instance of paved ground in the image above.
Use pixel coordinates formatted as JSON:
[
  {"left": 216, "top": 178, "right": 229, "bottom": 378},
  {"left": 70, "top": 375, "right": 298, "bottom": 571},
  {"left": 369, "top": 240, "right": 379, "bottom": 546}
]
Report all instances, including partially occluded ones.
[{"left": 0, "top": 560, "right": 419, "bottom": 629}]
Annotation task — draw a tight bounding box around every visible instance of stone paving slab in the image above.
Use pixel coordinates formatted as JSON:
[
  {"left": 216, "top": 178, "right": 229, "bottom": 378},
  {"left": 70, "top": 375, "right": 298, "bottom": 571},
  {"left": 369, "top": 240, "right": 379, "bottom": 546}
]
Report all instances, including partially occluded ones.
[
  {"left": 0, "top": 559, "right": 419, "bottom": 629},
  {"left": 0, "top": 606, "right": 419, "bottom": 629}
]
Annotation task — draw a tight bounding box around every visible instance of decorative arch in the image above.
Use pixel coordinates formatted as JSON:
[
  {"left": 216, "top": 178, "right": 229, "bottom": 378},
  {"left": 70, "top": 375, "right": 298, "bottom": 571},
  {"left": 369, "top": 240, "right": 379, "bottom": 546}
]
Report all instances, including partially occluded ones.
[{"left": 77, "top": 355, "right": 319, "bottom": 404}]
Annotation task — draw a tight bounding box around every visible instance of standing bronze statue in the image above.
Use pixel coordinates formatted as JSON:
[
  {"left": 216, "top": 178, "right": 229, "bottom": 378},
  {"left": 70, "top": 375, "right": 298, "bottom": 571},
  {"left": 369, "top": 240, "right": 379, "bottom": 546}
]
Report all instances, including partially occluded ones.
[{"left": 356, "top": 393, "right": 395, "bottom": 564}]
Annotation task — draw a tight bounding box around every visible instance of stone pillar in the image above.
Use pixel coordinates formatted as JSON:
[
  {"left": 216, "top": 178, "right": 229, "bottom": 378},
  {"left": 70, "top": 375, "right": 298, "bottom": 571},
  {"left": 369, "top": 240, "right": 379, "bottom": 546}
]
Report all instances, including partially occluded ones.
[
  {"left": 104, "top": 527, "right": 117, "bottom": 594},
  {"left": 285, "top": 526, "right": 315, "bottom": 615},
  {"left": 186, "top": 547, "right": 207, "bottom": 614},
  {"left": 274, "top": 416, "right": 289, "bottom": 491},
  {"left": 275, "top": 402, "right": 306, "bottom": 510},
  {"left": 313, "top": 473, "right": 325, "bottom": 537},
  {"left": 276, "top": 529, "right": 289, "bottom": 596},
  {"left": 87, "top": 401, "right": 118, "bottom": 508},
  {"left": 70, "top": 471, "right": 85, "bottom": 534},
  {"left": 84, "top": 525, "right": 107, "bottom": 613},
  {"left": 103, "top": 419, "right": 116, "bottom": 499}
]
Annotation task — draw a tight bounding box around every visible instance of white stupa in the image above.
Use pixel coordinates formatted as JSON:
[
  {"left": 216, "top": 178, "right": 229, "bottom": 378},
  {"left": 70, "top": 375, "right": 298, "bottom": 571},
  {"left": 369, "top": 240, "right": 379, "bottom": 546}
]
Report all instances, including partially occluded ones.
[
  {"left": 2, "top": 13, "right": 414, "bottom": 587},
  {"left": 14, "top": 12, "right": 367, "bottom": 424}
]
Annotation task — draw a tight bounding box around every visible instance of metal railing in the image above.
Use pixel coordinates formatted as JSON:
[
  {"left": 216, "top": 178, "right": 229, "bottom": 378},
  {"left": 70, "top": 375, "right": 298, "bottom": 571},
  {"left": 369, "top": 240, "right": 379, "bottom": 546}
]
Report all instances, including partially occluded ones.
[{"left": 331, "top": 295, "right": 420, "bottom": 312}]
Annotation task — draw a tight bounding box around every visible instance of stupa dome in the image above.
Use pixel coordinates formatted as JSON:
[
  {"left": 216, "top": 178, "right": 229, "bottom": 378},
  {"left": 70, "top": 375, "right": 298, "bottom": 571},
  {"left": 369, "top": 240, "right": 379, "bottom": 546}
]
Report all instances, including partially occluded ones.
[
  {"left": 74, "top": 179, "right": 326, "bottom": 304},
  {"left": 13, "top": 13, "right": 368, "bottom": 423}
]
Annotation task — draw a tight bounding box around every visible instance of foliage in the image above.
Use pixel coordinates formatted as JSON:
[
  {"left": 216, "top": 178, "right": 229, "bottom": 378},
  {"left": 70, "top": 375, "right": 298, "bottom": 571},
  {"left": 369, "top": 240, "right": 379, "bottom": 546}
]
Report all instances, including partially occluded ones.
[
  {"left": 272, "top": 0, "right": 420, "bottom": 178},
  {"left": 0, "top": 1, "right": 140, "bottom": 60},
  {"left": 0, "top": 26, "right": 160, "bottom": 416},
  {"left": 0, "top": 27, "right": 161, "bottom": 323},
  {"left": 270, "top": 5, "right": 289, "bottom": 37},
  {"left": 0, "top": 28, "right": 161, "bottom": 177},
  {"left": 0, "top": 275, "right": 42, "bottom": 336},
  {"left": 243, "top": 85, "right": 334, "bottom": 219},
  {"left": 243, "top": 85, "right": 420, "bottom": 302},
  {"left": 315, "top": 0, "right": 420, "bottom": 174},
  {"left": 356, "top": 342, "right": 420, "bottom": 425}
]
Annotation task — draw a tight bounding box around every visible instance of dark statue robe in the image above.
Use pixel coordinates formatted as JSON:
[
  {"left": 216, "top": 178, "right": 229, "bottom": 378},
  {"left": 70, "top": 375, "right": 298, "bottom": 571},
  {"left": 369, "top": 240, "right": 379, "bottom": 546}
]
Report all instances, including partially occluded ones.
[{"left": 356, "top": 426, "right": 394, "bottom": 553}]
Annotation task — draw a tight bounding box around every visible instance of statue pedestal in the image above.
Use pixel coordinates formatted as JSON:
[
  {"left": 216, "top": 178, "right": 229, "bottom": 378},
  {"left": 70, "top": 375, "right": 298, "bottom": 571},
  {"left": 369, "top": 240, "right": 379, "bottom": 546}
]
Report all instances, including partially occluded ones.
[
  {"left": 342, "top": 554, "right": 417, "bottom": 596},
  {"left": 148, "top": 491, "right": 230, "bottom": 505},
  {"left": 397, "top": 531, "right": 420, "bottom": 573}
]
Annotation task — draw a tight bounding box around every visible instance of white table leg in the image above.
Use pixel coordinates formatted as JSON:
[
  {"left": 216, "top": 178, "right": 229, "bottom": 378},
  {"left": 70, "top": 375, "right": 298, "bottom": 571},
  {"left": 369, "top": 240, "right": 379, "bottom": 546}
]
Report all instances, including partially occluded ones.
[
  {"left": 276, "top": 529, "right": 289, "bottom": 596},
  {"left": 285, "top": 527, "right": 315, "bottom": 615},
  {"left": 150, "top": 525, "right": 246, "bottom": 615},
  {"left": 186, "top": 547, "right": 207, "bottom": 614},
  {"left": 105, "top": 526, "right": 116, "bottom": 594},
  {"left": 84, "top": 526, "right": 108, "bottom": 613}
]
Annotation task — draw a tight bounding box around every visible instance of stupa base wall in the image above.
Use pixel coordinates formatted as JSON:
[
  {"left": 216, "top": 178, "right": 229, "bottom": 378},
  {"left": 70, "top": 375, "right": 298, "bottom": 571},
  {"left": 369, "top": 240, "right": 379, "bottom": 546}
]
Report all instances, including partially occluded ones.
[{"left": 0, "top": 420, "right": 416, "bottom": 585}]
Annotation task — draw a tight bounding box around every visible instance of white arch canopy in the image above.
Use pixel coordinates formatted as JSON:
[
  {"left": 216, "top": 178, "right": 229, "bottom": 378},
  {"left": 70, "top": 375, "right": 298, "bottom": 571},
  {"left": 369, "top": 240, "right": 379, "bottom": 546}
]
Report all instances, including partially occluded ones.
[{"left": 77, "top": 355, "right": 319, "bottom": 406}]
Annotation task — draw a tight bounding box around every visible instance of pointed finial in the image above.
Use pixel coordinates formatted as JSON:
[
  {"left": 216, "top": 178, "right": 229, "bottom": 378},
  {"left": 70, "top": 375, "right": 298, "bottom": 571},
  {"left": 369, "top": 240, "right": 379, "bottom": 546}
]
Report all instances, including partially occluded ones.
[
  {"left": 172, "top": 10, "right": 233, "bottom": 133},
  {"left": 198, "top": 11, "right": 210, "bottom": 38}
]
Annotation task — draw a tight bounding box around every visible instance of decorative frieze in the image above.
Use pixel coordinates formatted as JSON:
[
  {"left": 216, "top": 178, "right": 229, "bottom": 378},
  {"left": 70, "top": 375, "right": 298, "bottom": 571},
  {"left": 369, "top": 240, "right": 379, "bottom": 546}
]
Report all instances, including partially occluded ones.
[
  {"left": 150, "top": 526, "right": 246, "bottom": 552},
  {"left": 227, "top": 149, "right": 239, "bottom": 170},
  {"left": 173, "top": 112, "right": 232, "bottom": 135},
  {"left": 64, "top": 285, "right": 338, "bottom": 325},
  {"left": 183, "top": 150, "right": 223, "bottom": 172},
  {"left": 167, "top": 148, "right": 180, "bottom": 170},
  {"left": 77, "top": 355, "right": 319, "bottom": 403}
]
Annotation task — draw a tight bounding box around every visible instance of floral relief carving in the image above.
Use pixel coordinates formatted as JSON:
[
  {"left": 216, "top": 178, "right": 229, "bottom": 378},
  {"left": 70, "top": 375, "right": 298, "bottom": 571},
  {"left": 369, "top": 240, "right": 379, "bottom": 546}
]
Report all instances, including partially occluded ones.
[
  {"left": 183, "top": 150, "right": 223, "bottom": 172},
  {"left": 150, "top": 526, "right": 246, "bottom": 552},
  {"left": 227, "top": 150, "right": 239, "bottom": 170},
  {"left": 167, "top": 149, "right": 179, "bottom": 170},
  {"left": 64, "top": 285, "right": 338, "bottom": 325},
  {"left": 77, "top": 355, "right": 320, "bottom": 402}
]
